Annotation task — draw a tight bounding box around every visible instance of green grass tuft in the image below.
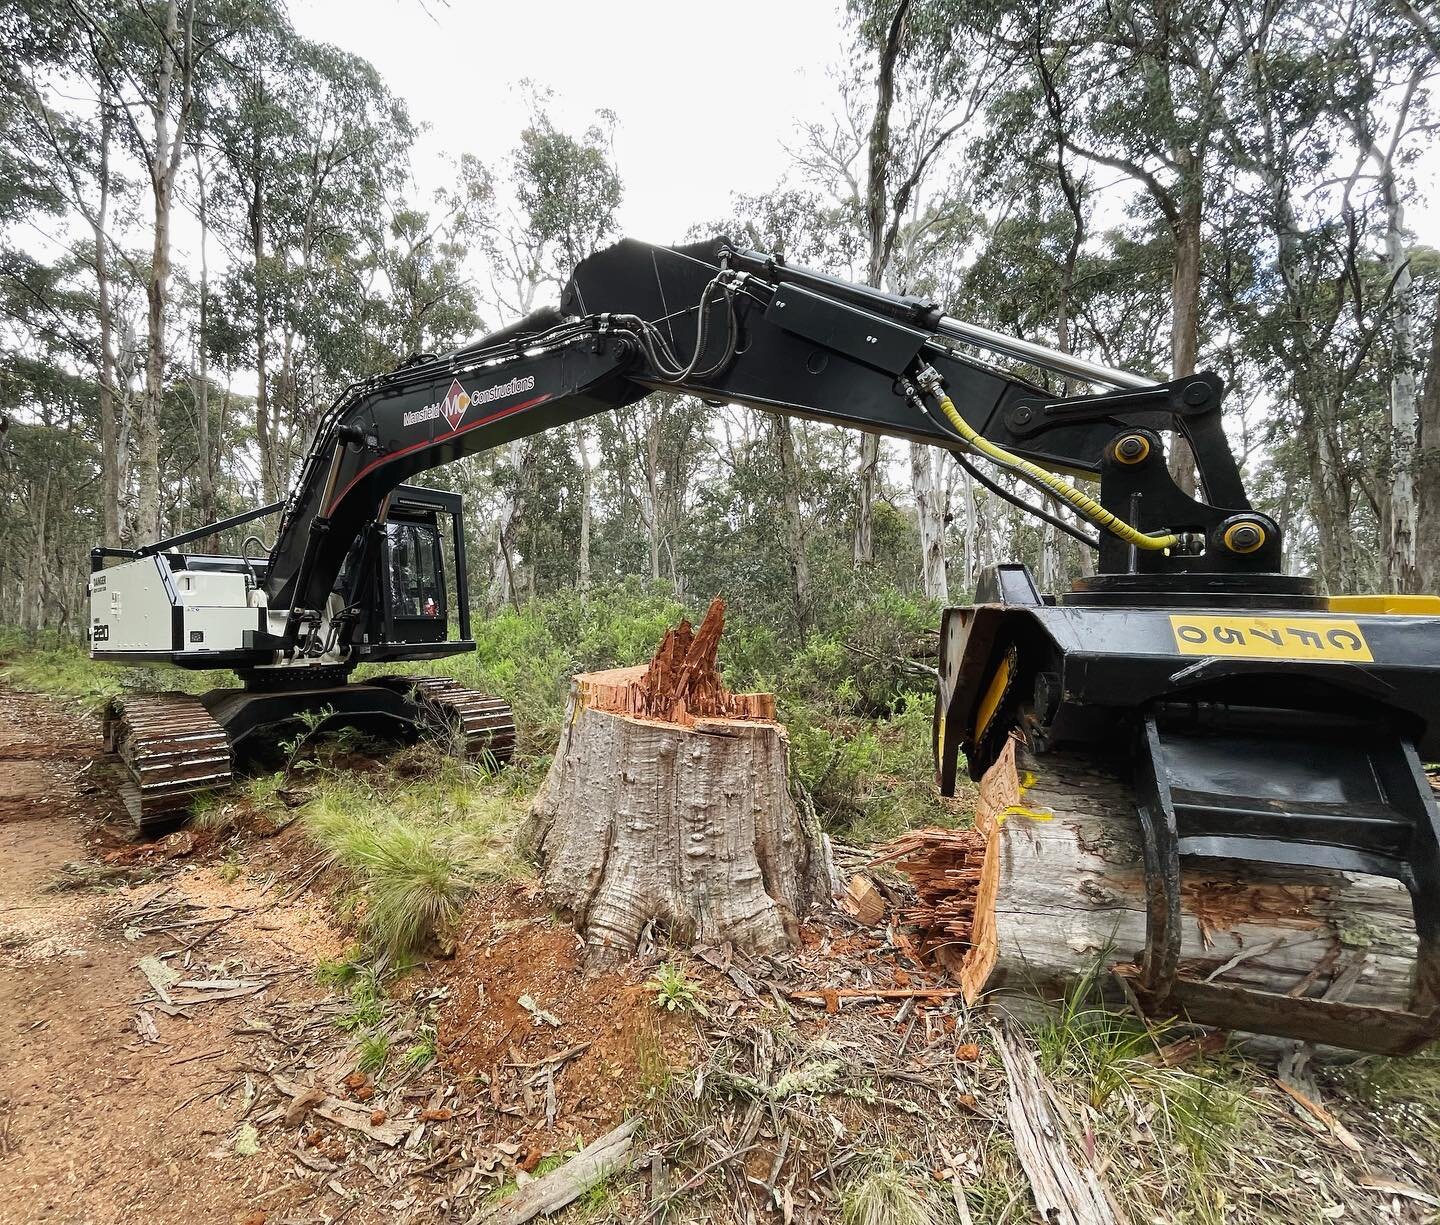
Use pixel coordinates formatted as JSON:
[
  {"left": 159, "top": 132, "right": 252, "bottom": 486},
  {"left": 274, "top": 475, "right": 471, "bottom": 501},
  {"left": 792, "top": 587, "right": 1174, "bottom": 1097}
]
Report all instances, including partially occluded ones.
[
  {"left": 356, "top": 1031, "right": 390, "bottom": 1075},
  {"left": 1343, "top": 1046, "right": 1440, "bottom": 1146},
  {"left": 335, "top": 966, "right": 387, "bottom": 1033},
  {"left": 315, "top": 945, "right": 363, "bottom": 988},
  {"left": 402, "top": 1028, "right": 438, "bottom": 1071},
  {"left": 840, "top": 1156, "right": 939, "bottom": 1225},
  {"left": 303, "top": 767, "right": 522, "bottom": 957}
]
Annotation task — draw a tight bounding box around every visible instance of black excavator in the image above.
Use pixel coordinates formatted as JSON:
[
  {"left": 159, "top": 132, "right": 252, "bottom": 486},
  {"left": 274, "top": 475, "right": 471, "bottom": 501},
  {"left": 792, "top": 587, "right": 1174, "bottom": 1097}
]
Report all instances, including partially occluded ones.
[{"left": 89, "top": 237, "right": 1440, "bottom": 1052}]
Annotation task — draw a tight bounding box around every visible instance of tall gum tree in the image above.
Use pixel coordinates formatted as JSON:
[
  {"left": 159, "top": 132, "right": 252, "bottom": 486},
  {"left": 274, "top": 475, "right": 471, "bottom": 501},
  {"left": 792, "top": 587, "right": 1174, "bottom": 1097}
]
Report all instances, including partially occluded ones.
[
  {"left": 70, "top": 0, "right": 213, "bottom": 542},
  {"left": 1330, "top": 1, "right": 1437, "bottom": 590},
  {"left": 797, "top": 0, "right": 1017, "bottom": 592},
  {"left": 1036, "top": 0, "right": 1255, "bottom": 496},
  {"left": 480, "top": 104, "right": 622, "bottom": 605}
]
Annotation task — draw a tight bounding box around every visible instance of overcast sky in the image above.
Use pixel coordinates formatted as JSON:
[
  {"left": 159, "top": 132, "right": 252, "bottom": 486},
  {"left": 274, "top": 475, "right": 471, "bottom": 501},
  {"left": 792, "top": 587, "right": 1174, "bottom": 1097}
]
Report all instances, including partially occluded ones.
[
  {"left": 289, "top": 0, "right": 847, "bottom": 246},
  {"left": 288, "top": 0, "right": 1440, "bottom": 262}
]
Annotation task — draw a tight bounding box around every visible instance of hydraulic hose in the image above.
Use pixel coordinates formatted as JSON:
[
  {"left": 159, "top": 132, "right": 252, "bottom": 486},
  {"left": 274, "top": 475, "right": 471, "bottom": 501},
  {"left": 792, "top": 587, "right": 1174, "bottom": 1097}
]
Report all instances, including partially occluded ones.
[{"left": 919, "top": 374, "right": 1179, "bottom": 553}]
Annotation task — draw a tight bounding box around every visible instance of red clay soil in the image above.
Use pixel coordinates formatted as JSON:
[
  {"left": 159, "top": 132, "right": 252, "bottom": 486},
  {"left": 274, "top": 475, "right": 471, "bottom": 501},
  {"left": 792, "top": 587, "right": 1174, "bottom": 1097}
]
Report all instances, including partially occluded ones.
[{"left": 435, "top": 883, "right": 686, "bottom": 1155}]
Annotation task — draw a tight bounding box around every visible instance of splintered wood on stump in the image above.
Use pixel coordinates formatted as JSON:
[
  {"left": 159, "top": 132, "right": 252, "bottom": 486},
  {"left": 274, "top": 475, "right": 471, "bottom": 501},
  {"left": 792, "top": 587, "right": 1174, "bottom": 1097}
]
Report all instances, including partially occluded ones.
[
  {"left": 521, "top": 598, "right": 832, "bottom": 962},
  {"left": 882, "top": 737, "right": 1419, "bottom": 1032}
]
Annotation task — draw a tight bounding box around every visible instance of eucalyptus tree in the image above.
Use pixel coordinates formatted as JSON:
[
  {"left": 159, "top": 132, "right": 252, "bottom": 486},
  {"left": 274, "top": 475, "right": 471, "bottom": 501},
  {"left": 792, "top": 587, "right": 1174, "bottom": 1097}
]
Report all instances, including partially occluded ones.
[
  {"left": 61, "top": 0, "right": 259, "bottom": 541},
  {"left": 793, "top": 0, "right": 1023, "bottom": 593},
  {"left": 1007, "top": 0, "right": 1259, "bottom": 495},
  {"left": 479, "top": 102, "right": 622, "bottom": 604},
  {"left": 206, "top": 17, "right": 412, "bottom": 501},
  {"left": 3, "top": 0, "right": 138, "bottom": 542},
  {"left": 1322, "top": 0, "right": 1438, "bottom": 589}
]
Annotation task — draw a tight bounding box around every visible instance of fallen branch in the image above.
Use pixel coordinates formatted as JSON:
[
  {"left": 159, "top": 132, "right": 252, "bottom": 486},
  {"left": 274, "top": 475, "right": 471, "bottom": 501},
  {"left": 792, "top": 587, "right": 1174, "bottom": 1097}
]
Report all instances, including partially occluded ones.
[
  {"left": 787, "top": 987, "right": 965, "bottom": 1004},
  {"left": 995, "top": 1026, "right": 1122, "bottom": 1225},
  {"left": 472, "top": 1118, "right": 639, "bottom": 1224}
]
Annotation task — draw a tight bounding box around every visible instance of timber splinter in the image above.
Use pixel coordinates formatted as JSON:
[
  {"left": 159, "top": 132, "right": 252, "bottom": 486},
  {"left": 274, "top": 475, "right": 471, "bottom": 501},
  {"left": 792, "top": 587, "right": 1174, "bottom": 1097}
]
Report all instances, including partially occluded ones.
[{"left": 89, "top": 236, "right": 1440, "bottom": 1053}]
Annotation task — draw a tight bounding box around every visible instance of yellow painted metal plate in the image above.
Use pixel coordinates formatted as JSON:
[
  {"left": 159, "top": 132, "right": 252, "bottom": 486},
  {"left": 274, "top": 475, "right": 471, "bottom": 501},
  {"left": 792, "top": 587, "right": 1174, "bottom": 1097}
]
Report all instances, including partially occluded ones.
[
  {"left": 1328, "top": 594, "right": 1440, "bottom": 615},
  {"left": 1168, "top": 614, "right": 1373, "bottom": 662},
  {"left": 973, "top": 649, "right": 1014, "bottom": 741}
]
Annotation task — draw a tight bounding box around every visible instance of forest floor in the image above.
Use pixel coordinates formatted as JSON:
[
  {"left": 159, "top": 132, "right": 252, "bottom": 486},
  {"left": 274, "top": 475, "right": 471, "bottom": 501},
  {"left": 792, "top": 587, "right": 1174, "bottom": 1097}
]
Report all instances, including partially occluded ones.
[{"left": 2, "top": 679, "right": 1440, "bottom": 1224}]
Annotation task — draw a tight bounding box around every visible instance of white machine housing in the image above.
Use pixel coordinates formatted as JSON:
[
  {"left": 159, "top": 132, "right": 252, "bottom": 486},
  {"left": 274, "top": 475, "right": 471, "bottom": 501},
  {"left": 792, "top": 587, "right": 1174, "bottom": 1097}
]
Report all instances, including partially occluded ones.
[{"left": 89, "top": 554, "right": 272, "bottom": 661}]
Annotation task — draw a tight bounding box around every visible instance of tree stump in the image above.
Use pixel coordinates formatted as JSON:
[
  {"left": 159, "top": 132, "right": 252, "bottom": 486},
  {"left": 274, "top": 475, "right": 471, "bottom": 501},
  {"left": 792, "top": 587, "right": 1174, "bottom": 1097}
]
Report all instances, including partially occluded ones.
[
  {"left": 521, "top": 599, "right": 833, "bottom": 962},
  {"left": 882, "top": 736, "right": 1419, "bottom": 1031}
]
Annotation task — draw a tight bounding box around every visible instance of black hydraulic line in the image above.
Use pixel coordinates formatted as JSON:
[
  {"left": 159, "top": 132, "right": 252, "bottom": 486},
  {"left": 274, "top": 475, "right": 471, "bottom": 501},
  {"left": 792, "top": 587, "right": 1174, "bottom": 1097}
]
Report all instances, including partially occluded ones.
[{"left": 949, "top": 449, "right": 1101, "bottom": 550}]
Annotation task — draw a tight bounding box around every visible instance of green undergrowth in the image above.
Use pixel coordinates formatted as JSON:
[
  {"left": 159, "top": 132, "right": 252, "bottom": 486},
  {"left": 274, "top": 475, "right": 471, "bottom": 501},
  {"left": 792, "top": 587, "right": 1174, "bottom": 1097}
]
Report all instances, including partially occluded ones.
[
  {"left": 299, "top": 747, "right": 527, "bottom": 957},
  {"left": 357, "top": 576, "right": 951, "bottom": 842},
  {"left": 0, "top": 628, "right": 235, "bottom": 709},
  {"left": 3, "top": 575, "right": 948, "bottom": 846}
]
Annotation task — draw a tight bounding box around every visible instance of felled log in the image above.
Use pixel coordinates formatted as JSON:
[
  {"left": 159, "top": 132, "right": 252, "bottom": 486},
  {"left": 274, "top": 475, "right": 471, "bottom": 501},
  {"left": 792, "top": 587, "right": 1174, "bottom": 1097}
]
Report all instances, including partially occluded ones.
[
  {"left": 521, "top": 598, "right": 832, "bottom": 962},
  {"left": 884, "top": 737, "right": 1419, "bottom": 1026}
]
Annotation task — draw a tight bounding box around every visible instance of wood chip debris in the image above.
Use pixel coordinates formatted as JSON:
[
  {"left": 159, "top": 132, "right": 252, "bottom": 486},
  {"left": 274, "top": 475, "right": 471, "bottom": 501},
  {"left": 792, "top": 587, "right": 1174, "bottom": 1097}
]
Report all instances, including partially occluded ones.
[
  {"left": 841, "top": 874, "right": 885, "bottom": 925},
  {"left": 136, "top": 954, "right": 181, "bottom": 1003},
  {"left": 871, "top": 828, "right": 987, "bottom": 955}
]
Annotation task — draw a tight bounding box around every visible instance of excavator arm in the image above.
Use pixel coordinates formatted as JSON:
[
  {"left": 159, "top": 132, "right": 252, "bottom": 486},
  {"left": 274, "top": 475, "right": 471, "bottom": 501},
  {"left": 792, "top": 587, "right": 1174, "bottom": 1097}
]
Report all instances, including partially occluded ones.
[{"left": 264, "top": 236, "right": 1271, "bottom": 635}]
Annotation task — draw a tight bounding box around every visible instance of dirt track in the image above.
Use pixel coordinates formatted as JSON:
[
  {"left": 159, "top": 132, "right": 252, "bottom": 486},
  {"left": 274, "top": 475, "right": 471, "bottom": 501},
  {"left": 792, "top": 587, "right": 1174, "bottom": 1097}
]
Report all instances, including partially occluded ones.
[
  {"left": 0, "top": 685, "right": 336, "bottom": 1224},
  {"left": 0, "top": 684, "right": 672, "bottom": 1225}
]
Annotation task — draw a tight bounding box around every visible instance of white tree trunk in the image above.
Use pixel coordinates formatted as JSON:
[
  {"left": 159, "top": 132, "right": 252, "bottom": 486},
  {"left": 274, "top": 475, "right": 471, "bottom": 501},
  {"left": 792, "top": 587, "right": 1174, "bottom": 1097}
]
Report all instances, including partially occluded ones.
[
  {"left": 489, "top": 438, "right": 527, "bottom": 608},
  {"left": 774, "top": 416, "right": 812, "bottom": 636},
  {"left": 1383, "top": 173, "right": 1419, "bottom": 589},
  {"left": 854, "top": 433, "right": 881, "bottom": 565},
  {"left": 573, "top": 422, "right": 592, "bottom": 592},
  {"left": 911, "top": 441, "right": 949, "bottom": 601}
]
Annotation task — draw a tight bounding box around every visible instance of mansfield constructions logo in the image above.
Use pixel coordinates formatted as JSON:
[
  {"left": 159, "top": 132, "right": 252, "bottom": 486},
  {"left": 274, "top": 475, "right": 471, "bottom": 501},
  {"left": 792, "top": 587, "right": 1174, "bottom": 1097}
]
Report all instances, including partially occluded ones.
[{"left": 402, "top": 374, "right": 537, "bottom": 430}]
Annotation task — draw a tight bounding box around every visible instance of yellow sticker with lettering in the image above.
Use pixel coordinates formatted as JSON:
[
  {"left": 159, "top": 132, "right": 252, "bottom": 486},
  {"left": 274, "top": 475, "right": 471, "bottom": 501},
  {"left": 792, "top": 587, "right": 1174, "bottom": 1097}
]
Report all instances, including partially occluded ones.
[{"left": 1168, "top": 615, "right": 1373, "bottom": 661}]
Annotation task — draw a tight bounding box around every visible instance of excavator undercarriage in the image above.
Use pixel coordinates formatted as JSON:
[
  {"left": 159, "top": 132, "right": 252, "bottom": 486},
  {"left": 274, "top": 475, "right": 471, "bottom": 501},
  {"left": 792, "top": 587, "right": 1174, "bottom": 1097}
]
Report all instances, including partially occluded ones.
[
  {"left": 85, "top": 235, "right": 1440, "bottom": 1053},
  {"left": 104, "top": 677, "right": 515, "bottom": 834}
]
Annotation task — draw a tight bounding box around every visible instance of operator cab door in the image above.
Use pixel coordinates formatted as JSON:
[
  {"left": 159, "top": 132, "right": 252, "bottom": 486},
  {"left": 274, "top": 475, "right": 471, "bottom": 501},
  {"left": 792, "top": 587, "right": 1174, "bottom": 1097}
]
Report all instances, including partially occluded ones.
[{"left": 382, "top": 511, "right": 448, "bottom": 645}]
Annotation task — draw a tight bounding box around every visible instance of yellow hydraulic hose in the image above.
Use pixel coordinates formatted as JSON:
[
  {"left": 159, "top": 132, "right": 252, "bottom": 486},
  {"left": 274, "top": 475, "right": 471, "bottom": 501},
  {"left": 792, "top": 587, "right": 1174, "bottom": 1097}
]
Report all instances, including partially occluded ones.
[{"left": 930, "top": 389, "right": 1179, "bottom": 553}]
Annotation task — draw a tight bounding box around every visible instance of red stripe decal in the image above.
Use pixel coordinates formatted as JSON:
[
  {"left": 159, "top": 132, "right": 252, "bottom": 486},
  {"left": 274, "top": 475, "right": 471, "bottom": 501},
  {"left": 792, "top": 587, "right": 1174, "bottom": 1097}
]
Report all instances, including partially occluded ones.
[{"left": 325, "top": 393, "right": 553, "bottom": 516}]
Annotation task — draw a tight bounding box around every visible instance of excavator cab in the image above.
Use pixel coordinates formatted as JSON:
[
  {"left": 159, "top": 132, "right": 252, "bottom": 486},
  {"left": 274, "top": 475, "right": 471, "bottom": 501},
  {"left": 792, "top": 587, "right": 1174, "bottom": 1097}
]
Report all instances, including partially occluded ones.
[
  {"left": 380, "top": 509, "right": 450, "bottom": 645},
  {"left": 341, "top": 486, "right": 474, "bottom": 663}
]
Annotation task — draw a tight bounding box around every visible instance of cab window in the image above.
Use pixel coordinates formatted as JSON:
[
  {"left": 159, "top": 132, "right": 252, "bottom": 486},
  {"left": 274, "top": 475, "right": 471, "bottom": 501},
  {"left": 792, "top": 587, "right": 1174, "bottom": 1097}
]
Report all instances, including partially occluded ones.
[{"left": 386, "top": 522, "right": 443, "bottom": 618}]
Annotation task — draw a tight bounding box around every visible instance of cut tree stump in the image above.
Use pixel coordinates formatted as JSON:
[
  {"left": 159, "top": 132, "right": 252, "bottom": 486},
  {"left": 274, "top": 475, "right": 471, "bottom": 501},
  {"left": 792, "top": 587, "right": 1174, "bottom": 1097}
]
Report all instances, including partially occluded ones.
[
  {"left": 883, "top": 736, "right": 1419, "bottom": 1026},
  {"left": 521, "top": 598, "right": 833, "bottom": 962}
]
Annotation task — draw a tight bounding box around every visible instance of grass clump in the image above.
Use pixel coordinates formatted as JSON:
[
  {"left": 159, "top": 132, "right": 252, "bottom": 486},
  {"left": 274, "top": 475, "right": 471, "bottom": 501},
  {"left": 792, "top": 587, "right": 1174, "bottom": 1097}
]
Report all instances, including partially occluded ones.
[
  {"left": 315, "top": 945, "right": 363, "bottom": 988},
  {"left": 840, "top": 1156, "right": 938, "bottom": 1225},
  {"left": 304, "top": 761, "right": 522, "bottom": 957},
  {"left": 356, "top": 1031, "right": 390, "bottom": 1075},
  {"left": 1030, "top": 966, "right": 1252, "bottom": 1221},
  {"left": 334, "top": 966, "right": 387, "bottom": 1033},
  {"left": 402, "top": 1028, "right": 438, "bottom": 1071}
]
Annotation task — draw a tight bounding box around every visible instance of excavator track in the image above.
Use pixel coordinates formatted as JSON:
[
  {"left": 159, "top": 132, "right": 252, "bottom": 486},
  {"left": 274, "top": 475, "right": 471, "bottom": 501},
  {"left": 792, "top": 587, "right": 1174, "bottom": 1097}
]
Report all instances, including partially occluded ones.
[
  {"left": 102, "top": 693, "right": 233, "bottom": 834},
  {"left": 379, "top": 676, "right": 517, "bottom": 765}
]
